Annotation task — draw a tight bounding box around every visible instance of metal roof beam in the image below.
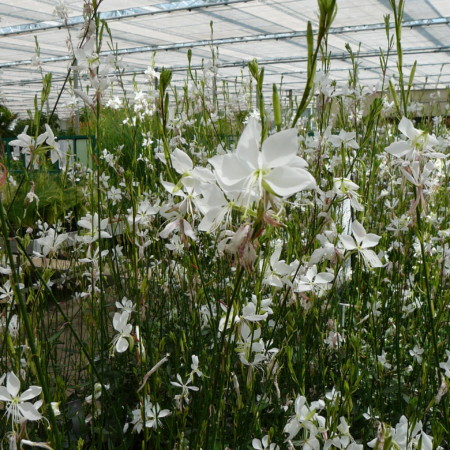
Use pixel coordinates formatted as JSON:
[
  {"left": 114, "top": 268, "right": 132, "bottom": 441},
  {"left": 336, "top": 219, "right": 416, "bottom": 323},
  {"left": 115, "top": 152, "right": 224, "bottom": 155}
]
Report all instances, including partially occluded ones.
[
  {"left": 5, "top": 60, "right": 449, "bottom": 87},
  {"left": 0, "top": 0, "right": 257, "bottom": 37},
  {"left": 1, "top": 16, "right": 449, "bottom": 69}
]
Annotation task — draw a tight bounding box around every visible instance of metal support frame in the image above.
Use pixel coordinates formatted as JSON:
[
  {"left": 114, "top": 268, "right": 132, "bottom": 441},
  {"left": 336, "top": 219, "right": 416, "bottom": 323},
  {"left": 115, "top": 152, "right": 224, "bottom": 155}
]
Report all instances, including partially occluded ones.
[
  {"left": 156, "top": 46, "right": 450, "bottom": 87},
  {"left": 0, "top": 0, "right": 257, "bottom": 37},
  {"left": 1, "top": 16, "right": 449, "bottom": 69},
  {"left": 1, "top": 46, "right": 450, "bottom": 86}
]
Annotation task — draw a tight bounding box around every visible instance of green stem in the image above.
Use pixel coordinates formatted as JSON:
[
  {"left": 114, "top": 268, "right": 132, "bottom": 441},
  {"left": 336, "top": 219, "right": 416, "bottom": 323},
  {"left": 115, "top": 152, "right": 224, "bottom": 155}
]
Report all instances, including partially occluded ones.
[{"left": 0, "top": 199, "right": 62, "bottom": 449}]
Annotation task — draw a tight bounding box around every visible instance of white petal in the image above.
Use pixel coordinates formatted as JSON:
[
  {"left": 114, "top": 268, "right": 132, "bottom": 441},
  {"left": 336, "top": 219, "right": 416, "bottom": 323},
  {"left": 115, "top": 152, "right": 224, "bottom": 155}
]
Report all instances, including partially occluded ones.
[
  {"left": 18, "top": 402, "right": 42, "bottom": 421},
  {"left": 158, "top": 409, "right": 171, "bottom": 418},
  {"left": 0, "top": 386, "right": 12, "bottom": 401},
  {"left": 236, "top": 118, "right": 260, "bottom": 168},
  {"left": 385, "top": 141, "right": 412, "bottom": 158},
  {"left": 339, "top": 234, "right": 356, "bottom": 250},
  {"left": 20, "top": 440, "right": 53, "bottom": 449},
  {"left": 351, "top": 220, "right": 367, "bottom": 244},
  {"left": 209, "top": 154, "right": 251, "bottom": 189},
  {"left": 252, "top": 439, "right": 264, "bottom": 450},
  {"left": 264, "top": 166, "right": 316, "bottom": 197},
  {"left": 420, "top": 432, "right": 433, "bottom": 450},
  {"left": 20, "top": 386, "right": 42, "bottom": 402},
  {"left": 7, "top": 372, "right": 20, "bottom": 398},
  {"left": 116, "top": 337, "right": 130, "bottom": 353},
  {"left": 360, "top": 249, "right": 383, "bottom": 268},
  {"left": 315, "top": 272, "right": 334, "bottom": 284},
  {"left": 171, "top": 148, "right": 193, "bottom": 174},
  {"left": 362, "top": 233, "right": 381, "bottom": 248},
  {"left": 159, "top": 220, "right": 180, "bottom": 239},
  {"left": 261, "top": 128, "right": 298, "bottom": 168},
  {"left": 283, "top": 418, "right": 301, "bottom": 441},
  {"left": 398, "top": 116, "right": 420, "bottom": 140}
]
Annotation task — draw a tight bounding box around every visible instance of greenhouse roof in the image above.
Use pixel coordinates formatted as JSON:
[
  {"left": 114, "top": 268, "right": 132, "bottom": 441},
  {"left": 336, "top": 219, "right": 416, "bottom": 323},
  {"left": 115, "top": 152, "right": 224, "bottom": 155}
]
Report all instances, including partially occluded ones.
[{"left": 0, "top": 0, "right": 449, "bottom": 118}]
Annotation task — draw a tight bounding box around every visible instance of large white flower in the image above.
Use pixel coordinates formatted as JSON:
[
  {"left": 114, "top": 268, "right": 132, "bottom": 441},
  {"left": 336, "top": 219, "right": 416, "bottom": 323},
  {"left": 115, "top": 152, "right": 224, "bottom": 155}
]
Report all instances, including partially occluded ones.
[
  {"left": 0, "top": 372, "right": 43, "bottom": 424},
  {"left": 283, "top": 395, "right": 325, "bottom": 441},
  {"left": 36, "top": 228, "right": 69, "bottom": 256},
  {"left": 385, "top": 117, "right": 443, "bottom": 161},
  {"left": 209, "top": 118, "right": 316, "bottom": 202}
]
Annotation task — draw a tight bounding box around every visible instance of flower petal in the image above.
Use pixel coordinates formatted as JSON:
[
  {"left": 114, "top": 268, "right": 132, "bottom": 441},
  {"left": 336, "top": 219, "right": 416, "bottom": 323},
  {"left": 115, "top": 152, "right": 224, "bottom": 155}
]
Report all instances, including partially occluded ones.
[
  {"left": 18, "top": 402, "right": 43, "bottom": 421},
  {"left": 360, "top": 249, "right": 383, "bottom": 268},
  {"left": 351, "top": 220, "right": 367, "bottom": 244},
  {"left": 20, "top": 386, "right": 42, "bottom": 402},
  {"left": 7, "top": 372, "right": 20, "bottom": 398},
  {"left": 339, "top": 234, "right": 356, "bottom": 251},
  {"left": 171, "top": 148, "right": 193, "bottom": 174},
  {"left": 385, "top": 141, "right": 412, "bottom": 158},
  {"left": 264, "top": 166, "right": 316, "bottom": 197},
  {"left": 362, "top": 233, "right": 381, "bottom": 248},
  {"left": 0, "top": 386, "right": 12, "bottom": 401},
  {"left": 261, "top": 128, "right": 298, "bottom": 168},
  {"left": 116, "top": 336, "right": 130, "bottom": 353},
  {"left": 236, "top": 118, "right": 260, "bottom": 168},
  {"left": 398, "top": 116, "right": 421, "bottom": 140},
  {"left": 209, "top": 154, "right": 251, "bottom": 189},
  {"left": 158, "top": 408, "right": 171, "bottom": 418},
  {"left": 315, "top": 272, "right": 334, "bottom": 284}
]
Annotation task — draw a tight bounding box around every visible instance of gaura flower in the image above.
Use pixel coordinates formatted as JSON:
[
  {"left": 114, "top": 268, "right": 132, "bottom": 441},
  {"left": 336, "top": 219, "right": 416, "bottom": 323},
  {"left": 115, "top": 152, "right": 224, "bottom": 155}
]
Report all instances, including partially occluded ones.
[
  {"left": 209, "top": 118, "right": 316, "bottom": 202},
  {"left": 0, "top": 372, "right": 42, "bottom": 424},
  {"left": 77, "top": 213, "right": 112, "bottom": 244},
  {"left": 111, "top": 311, "right": 133, "bottom": 353},
  {"left": 385, "top": 116, "right": 444, "bottom": 161},
  {"left": 128, "top": 397, "right": 171, "bottom": 433},
  {"left": 339, "top": 220, "right": 383, "bottom": 268}
]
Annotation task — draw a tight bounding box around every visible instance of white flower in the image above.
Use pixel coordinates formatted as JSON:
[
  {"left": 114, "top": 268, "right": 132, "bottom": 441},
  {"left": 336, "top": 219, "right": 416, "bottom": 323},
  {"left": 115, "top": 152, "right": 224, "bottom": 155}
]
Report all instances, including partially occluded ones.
[
  {"left": 85, "top": 382, "right": 109, "bottom": 404},
  {"left": 0, "top": 280, "right": 24, "bottom": 304},
  {"left": 339, "top": 220, "right": 383, "bottom": 268},
  {"left": 242, "top": 296, "right": 273, "bottom": 322},
  {"left": 252, "top": 435, "right": 280, "bottom": 450},
  {"left": 0, "top": 372, "right": 42, "bottom": 424},
  {"left": 171, "top": 374, "right": 199, "bottom": 408},
  {"left": 135, "top": 398, "right": 171, "bottom": 431},
  {"left": 9, "top": 127, "right": 47, "bottom": 168},
  {"left": 209, "top": 118, "right": 316, "bottom": 203},
  {"left": 45, "top": 124, "right": 67, "bottom": 169},
  {"left": 115, "top": 297, "right": 136, "bottom": 314},
  {"left": 368, "top": 416, "right": 433, "bottom": 450},
  {"left": 377, "top": 350, "right": 392, "bottom": 369},
  {"left": 170, "top": 374, "right": 199, "bottom": 396},
  {"left": 110, "top": 311, "right": 133, "bottom": 353},
  {"left": 283, "top": 395, "right": 325, "bottom": 441},
  {"left": 36, "top": 228, "right": 69, "bottom": 256},
  {"left": 440, "top": 350, "right": 450, "bottom": 378},
  {"left": 77, "top": 213, "right": 112, "bottom": 244},
  {"left": 328, "top": 130, "right": 359, "bottom": 149},
  {"left": 236, "top": 323, "right": 266, "bottom": 367},
  {"left": 128, "top": 199, "right": 159, "bottom": 228},
  {"left": 409, "top": 345, "right": 424, "bottom": 364},
  {"left": 261, "top": 241, "right": 298, "bottom": 288},
  {"left": 190, "top": 355, "right": 203, "bottom": 381},
  {"left": 128, "top": 397, "right": 170, "bottom": 433},
  {"left": 294, "top": 265, "right": 334, "bottom": 295},
  {"left": 385, "top": 117, "right": 442, "bottom": 161},
  {"left": 107, "top": 186, "right": 123, "bottom": 206}
]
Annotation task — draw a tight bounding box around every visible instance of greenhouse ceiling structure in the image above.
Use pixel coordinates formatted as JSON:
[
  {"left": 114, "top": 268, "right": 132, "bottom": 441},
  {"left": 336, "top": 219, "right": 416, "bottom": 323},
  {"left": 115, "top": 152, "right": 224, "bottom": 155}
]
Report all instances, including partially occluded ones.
[{"left": 0, "top": 0, "right": 449, "bottom": 118}]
